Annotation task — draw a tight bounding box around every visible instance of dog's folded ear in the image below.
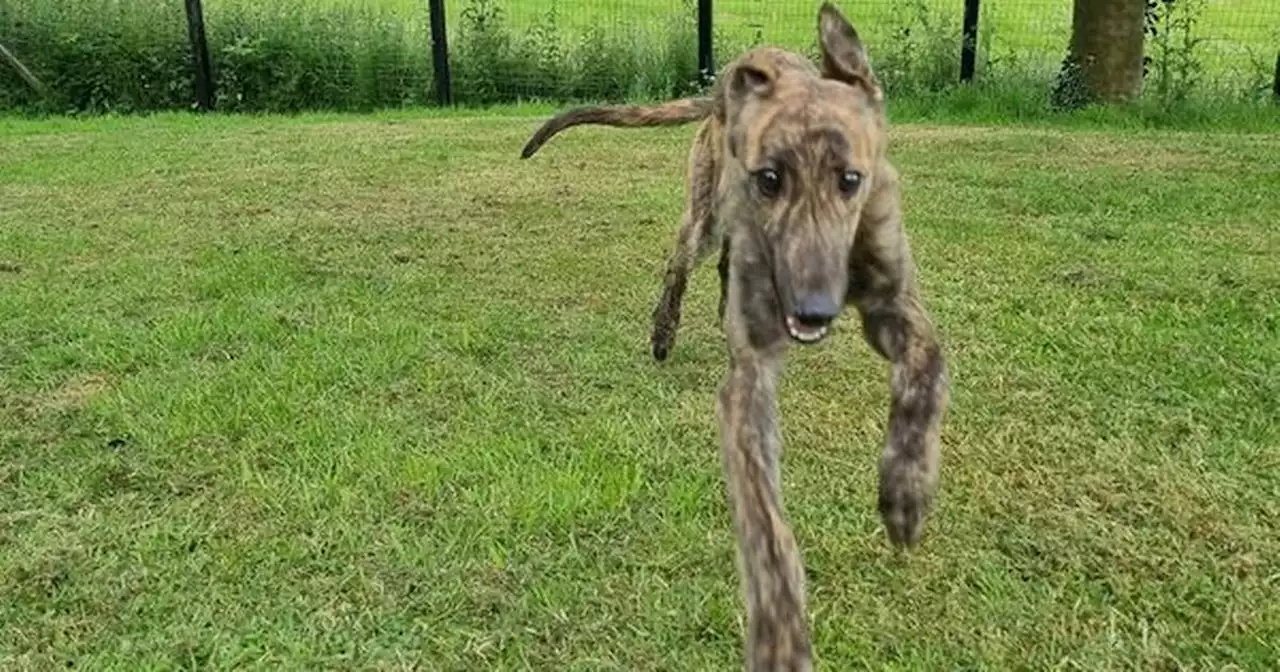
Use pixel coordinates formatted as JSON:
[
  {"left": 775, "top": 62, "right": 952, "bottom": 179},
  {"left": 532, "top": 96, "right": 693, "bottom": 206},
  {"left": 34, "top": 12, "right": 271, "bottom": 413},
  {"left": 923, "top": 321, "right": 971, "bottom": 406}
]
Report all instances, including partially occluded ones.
[
  {"left": 728, "top": 61, "right": 775, "bottom": 102},
  {"left": 817, "top": 2, "right": 883, "bottom": 103},
  {"left": 724, "top": 61, "right": 775, "bottom": 158},
  {"left": 722, "top": 57, "right": 777, "bottom": 155}
]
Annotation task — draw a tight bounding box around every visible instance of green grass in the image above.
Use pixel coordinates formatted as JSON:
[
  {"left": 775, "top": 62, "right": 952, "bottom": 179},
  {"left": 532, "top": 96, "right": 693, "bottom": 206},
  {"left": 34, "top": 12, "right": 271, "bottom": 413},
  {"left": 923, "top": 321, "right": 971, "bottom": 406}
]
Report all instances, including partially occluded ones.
[{"left": 2, "top": 106, "right": 1279, "bottom": 669}]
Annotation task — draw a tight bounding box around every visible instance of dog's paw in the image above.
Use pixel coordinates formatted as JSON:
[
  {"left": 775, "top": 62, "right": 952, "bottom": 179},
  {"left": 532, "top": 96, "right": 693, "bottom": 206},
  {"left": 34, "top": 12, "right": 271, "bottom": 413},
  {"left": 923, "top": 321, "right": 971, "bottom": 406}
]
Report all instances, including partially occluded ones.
[
  {"left": 878, "top": 490, "right": 926, "bottom": 549},
  {"left": 877, "top": 460, "right": 937, "bottom": 550},
  {"left": 650, "top": 329, "right": 674, "bottom": 362}
]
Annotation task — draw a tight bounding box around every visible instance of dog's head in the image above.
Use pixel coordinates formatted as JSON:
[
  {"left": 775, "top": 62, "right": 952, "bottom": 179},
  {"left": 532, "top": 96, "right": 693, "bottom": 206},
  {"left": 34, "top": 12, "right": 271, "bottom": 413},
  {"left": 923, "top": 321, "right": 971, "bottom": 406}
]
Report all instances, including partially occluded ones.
[{"left": 722, "top": 3, "right": 886, "bottom": 346}]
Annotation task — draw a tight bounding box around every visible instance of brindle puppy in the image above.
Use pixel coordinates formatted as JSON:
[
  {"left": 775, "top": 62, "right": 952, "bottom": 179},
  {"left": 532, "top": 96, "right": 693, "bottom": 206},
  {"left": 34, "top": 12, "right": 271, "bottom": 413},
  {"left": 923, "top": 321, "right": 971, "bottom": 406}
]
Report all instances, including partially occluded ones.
[{"left": 521, "top": 4, "right": 949, "bottom": 669}]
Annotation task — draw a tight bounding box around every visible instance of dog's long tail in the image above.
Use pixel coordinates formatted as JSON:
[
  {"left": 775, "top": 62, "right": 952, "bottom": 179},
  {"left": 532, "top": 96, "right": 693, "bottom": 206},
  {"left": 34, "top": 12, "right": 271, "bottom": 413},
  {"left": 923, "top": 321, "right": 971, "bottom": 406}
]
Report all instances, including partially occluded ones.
[{"left": 520, "top": 97, "right": 714, "bottom": 159}]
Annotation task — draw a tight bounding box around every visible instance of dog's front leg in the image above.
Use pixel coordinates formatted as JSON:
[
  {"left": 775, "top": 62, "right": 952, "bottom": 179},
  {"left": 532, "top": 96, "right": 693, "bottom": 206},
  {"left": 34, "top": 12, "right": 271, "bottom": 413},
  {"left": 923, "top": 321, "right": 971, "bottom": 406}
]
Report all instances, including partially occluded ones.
[
  {"left": 848, "top": 169, "right": 950, "bottom": 550},
  {"left": 717, "top": 351, "right": 813, "bottom": 671},
  {"left": 858, "top": 290, "right": 948, "bottom": 549},
  {"left": 718, "top": 222, "right": 814, "bottom": 670}
]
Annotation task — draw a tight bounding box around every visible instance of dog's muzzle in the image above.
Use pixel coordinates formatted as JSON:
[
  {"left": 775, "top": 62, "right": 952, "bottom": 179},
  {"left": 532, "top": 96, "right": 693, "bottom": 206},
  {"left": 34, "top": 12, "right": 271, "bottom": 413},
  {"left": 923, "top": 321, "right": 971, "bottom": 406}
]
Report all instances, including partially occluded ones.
[{"left": 785, "top": 293, "right": 839, "bottom": 344}]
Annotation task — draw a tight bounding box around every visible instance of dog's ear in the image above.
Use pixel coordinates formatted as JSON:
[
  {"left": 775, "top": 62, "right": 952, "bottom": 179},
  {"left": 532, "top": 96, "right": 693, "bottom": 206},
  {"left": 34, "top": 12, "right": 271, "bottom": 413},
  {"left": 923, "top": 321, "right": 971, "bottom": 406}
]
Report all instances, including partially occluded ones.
[
  {"left": 728, "top": 62, "right": 775, "bottom": 103},
  {"left": 724, "top": 63, "right": 771, "bottom": 158},
  {"left": 722, "top": 56, "right": 777, "bottom": 158},
  {"left": 817, "top": 2, "right": 882, "bottom": 103}
]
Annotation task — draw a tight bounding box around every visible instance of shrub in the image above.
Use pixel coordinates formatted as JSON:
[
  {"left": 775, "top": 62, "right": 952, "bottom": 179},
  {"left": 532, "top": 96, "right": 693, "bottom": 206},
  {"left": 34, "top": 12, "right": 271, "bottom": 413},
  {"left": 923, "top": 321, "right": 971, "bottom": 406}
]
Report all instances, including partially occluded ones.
[
  {"left": 449, "top": 0, "right": 700, "bottom": 106},
  {"left": 205, "top": 3, "right": 432, "bottom": 113},
  {"left": 0, "top": 0, "right": 702, "bottom": 114},
  {"left": 0, "top": 0, "right": 431, "bottom": 114},
  {"left": 0, "top": 0, "right": 191, "bottom": 114},
  {"left": 874, "top": 0, "right": 965, "bottom": 97}
]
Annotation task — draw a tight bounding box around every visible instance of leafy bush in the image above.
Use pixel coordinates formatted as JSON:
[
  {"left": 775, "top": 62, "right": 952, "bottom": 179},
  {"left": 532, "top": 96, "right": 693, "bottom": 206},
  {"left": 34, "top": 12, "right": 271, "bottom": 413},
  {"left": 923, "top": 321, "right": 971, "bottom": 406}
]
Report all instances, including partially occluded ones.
[
  {"left": 874, "top": 0, "right": 965, "bottom": 97},
  {"left": 0, "top": 0, "right": 192, "bottom": 114},
  {"left": 205, "top": 4, "right": 432, "bottom": 113},
  {"left": 0, "top": 0, "right": 431, "bottom": 114},
  {"left": 449, "top": 0, "right": 700, "bottom": 106},
  {"left": 0, "top": 0, "right": 700, "bottom": 113}
]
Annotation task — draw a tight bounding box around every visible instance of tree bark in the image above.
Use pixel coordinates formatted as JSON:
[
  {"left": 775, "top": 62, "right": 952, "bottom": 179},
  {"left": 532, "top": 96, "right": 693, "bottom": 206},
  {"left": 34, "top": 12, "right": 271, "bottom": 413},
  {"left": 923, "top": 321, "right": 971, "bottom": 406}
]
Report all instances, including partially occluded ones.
[{"left": 1055, "top": 0, "right": 1146, "bottom": 106}]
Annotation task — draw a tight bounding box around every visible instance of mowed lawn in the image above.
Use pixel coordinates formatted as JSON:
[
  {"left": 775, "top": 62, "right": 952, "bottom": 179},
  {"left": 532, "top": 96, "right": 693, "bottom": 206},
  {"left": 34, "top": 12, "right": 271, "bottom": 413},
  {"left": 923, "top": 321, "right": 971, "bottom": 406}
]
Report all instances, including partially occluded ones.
[{"left": 2, "top": 108, "right": 1279, "bottom": 669}]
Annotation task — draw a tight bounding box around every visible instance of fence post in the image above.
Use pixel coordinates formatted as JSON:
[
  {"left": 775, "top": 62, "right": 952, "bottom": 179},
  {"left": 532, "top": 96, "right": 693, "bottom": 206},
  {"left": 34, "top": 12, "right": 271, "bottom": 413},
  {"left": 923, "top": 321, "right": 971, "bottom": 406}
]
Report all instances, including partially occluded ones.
[
  {"left": 1273, "top": 51, "right": 1279, "bottom": 104},
  {"left": 183, "top": 0, "right": 215, "bottom": 111},
  {"left": 960, "top": 0, "right": 980, "bottom": 82},
  {"left": 428, "top": 0, "right": 452, "bottom": 106},
  {"left": 698, "top": 0, "right": 714, "bottom": 87}
]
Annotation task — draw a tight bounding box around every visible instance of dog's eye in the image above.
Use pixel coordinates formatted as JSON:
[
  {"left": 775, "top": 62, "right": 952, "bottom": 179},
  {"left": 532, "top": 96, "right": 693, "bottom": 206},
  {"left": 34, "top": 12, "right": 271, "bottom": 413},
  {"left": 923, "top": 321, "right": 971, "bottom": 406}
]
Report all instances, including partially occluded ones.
[
  {"left": 755, "top": 169, "right": 782, "bottom": 199},
  {"left": 838, "top": 169, "right": 863, "bottom": 197}
]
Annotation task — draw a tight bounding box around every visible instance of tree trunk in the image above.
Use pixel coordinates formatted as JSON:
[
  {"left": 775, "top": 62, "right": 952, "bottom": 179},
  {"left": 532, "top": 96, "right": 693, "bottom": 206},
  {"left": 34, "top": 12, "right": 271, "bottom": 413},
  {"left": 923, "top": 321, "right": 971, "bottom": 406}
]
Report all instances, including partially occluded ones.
[{"left": 1053, "top": 0, "right": 1146, "bottom": 106}]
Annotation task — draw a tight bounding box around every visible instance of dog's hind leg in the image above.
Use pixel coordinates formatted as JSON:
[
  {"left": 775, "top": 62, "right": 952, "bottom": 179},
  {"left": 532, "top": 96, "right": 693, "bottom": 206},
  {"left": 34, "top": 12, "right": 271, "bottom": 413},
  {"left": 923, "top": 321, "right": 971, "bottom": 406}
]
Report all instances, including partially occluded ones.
[
  {"left": 716, "top": 235, "right": 731, "bottom": 324},
  {"left": 846, "top": 170, "right": 950, "bottom": 549},
  {"left": 650, "top": 122, "right": 719, "bottom": 362}
]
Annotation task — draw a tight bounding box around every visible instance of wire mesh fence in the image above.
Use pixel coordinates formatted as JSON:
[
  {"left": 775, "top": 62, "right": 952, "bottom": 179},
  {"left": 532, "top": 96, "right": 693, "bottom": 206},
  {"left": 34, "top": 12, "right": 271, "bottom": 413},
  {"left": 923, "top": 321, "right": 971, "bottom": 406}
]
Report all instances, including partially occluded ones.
[{"left": 1, "top": 0, "right": 1276, "bottom": 114}]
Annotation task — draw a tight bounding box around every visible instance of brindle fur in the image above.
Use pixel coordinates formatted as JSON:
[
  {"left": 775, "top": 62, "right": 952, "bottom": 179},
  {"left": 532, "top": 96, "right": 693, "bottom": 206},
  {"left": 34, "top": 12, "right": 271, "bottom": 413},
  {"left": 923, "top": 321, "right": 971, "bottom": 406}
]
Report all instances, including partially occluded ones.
[{"left": 520, "top": 4, "right": 949, "bottom": 669}]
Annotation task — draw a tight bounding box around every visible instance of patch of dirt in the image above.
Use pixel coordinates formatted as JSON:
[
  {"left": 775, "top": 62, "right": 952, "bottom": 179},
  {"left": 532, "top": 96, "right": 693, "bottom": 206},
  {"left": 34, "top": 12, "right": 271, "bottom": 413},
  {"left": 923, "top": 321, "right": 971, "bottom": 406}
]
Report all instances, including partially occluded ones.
[{"left": 41, "top": 373, "right": 112, "bottom": 412}]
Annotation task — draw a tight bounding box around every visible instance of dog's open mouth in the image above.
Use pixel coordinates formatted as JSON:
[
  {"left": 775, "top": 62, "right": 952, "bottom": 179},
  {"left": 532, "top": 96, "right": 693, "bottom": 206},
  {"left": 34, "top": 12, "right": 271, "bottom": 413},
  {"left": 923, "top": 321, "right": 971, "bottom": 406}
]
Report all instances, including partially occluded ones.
[{"left": 785, "top": 315, "right": 830, "bottom": 344}]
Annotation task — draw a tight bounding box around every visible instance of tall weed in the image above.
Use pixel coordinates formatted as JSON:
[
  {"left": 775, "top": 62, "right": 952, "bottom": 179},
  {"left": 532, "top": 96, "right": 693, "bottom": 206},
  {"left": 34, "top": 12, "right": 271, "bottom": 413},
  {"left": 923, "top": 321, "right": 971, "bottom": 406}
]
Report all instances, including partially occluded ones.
[
  {"left": 1144, "top": 0, "right": 1208, "bottom": 109},
  {"left": 874, "top": 0, "right": 964, "bottom": 97}
]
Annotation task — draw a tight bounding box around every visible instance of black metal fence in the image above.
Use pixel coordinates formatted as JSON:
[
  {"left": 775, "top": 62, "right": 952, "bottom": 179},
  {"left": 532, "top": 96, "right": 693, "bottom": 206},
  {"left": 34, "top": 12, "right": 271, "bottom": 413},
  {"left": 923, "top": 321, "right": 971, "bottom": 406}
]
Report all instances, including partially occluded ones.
[
  {"left": 433, "top": 0, "right": 1280, "bottom": 107},
  {"left": 1, "top": 0, "right": 1276, "bottom": 115}
]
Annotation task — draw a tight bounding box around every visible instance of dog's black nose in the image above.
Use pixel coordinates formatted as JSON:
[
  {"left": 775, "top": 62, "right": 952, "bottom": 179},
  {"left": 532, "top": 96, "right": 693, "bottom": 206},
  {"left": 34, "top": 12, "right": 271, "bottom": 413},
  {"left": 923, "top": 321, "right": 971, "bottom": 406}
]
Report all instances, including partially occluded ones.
[{"left": 793, "top": 294, "right": 840, "bottom": 327}]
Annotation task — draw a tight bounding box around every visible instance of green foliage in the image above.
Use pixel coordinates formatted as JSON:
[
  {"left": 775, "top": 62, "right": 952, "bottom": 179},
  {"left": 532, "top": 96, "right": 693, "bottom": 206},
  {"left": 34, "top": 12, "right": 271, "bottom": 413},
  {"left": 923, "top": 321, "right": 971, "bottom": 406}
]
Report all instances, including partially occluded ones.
[
  {"left": 0, "top": 0, "right": 1273, "bottom": 116},
  {"left": 1238, "top": 40, "right": 1280, "bottom": 104},
  {"left": 866, "top": 1, "right": 1072, "bottom": 120},
  {"left": 0, "top": 0, "right": 191, "bottom": 114},
  {"left": 1145, "top": 0, "right": 1209, "bottom": 110},
  {"left": 874, "top": 0, "right": 964, "bottom": 97},
  {"left": 1049, "top": 54, "right": 1089, "bottom": 112},
  {"left": 0, "top": 0, "right": 699, "bottom": 113},
  {"left": 207, "top": 5, "right": 432, "bottom": 113},
  {"left": 0, "top": 0, "right": 431, "bottom": 114},
  {"left": 449, "top": 0, "right": 700, "bottom": 105}
]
